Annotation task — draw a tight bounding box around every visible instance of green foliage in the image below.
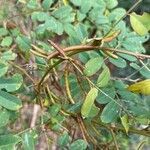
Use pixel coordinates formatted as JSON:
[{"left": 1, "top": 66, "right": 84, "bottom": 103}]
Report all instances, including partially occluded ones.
[
  {"left": 70, "top": 139, "right": 87, "bottom": 150},
  {"left": 101, "top": 101, "right": 120, "bottom": 123},
  {"left": 0, "top": 0, "right": 149, "bottom": 149},
  {"left": 0, "top": 134, "right": 22, "bottom": 149},
  {"left": 130, "top": 12, "right": 150, "bottom": 35},
  {"left": 81, "top": 88, "right": 98, "bottom": 118},
  {"left": 97, "top": 66, "right": 110, "bottom": 87},
  {"left": 83, "top": 57, "right": 103, "bottom": 76},
  {"left": 22, "top": 131, "right": 36, "bottom": 150},
  {"left": 0, "top": 90, "right": 22, "bottom": 111},
  {"left": 0, "top": 73, "right": 23, "bottom": 92}
]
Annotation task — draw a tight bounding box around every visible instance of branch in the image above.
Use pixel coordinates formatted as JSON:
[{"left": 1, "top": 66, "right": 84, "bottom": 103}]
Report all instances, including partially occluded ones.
[
  {"left": 93, "top": 121, "right": 150, "bottom": 137},
  {"left": 47, "top": 45, "right": 150, "bottom": 60}
]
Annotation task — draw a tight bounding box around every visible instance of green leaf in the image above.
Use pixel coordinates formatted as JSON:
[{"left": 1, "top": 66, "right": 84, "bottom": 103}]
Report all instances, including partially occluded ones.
[
  {"left": 121, "top": 32, "right": 147, "bottom": 53},
  {"left": 27, "top": 0, "right": 39, "bottom": 9},
  {"left": 64, "top": 23, "right": 76, "bottom": 37},
  {"left": 36, "top": 12, "right": 49, "bottom": 22},
  {"left": 57, "top": 131, "right": 70, "bottom": 147},
  {"left": 42, "top": 0, "right": 53, "bottom": 10},
  {"left": 120, "top": 114, "right": 129, "bottom": 134},
  {"left": 0, "top": 109, "right": 10, "bottom": 128},
  {"left": 16, "top": 35, "right": 31, "bottom": 52},
  {"left": 109, "top": 57, "right": 127, "bottom": 68},
  {"left": 81, "top": 88, "right": 98, "bottom": 118},
  {"left": 0, "top": 90, "right": 22, "bottom": 110},
  {"left": 118, "top": 90, "right": 141, "bottom": 103},
  {"left": 52, "top": 6, "right": 74, "bottom": 22},
  {"left": 140, "top": 67, "right": 150, "bottom": 78},
  {"left": 75, "top": 24, "right": 88, "bottom": 42},
  {"left": 130, "top": 63, "right": 140, "bottom": 70},
  {"left": 96, "top": 87, "right": 116, "bottom": 104},
  {"left": 70, "top": 139, "right": 87, "bottom": 150},
  {"left": 0, "top": 73, "right": 23, "bottom": 92},
  {"left": 87, "top": 104, "right": 99, "bottom": 118},
  {"left": 0, "top": 62, "right": 8, "bottom": 77},
  {"left": 84, "top": 57, "right": 103, "bottom": 76},
  {"left": 1, "top": 36, "right": 13, "bottom": 47},
  {"left": 97, "top": 66, "right": 110, "bottom": 87},
  {"left": 70, "top": 0, "right": 82, "bottom": 6},
  {"left": 22, "top": 131, "right": 35, "bottom": 150},
  {"left": 0, "top": 134, "right": 22, "bottom": 150},
  {"left": 130, "top": 12, "right": 150, "bottom": 36},
  {"left": 48, "top": 104, "right": 61, "bottom": 117},
  {"left": 118, "top": 53, "right": 137, "bottom": 62},
  {"left": 79, "top": 52, "right": 90, "bottom": 64},
  {"left": 1, "top": 50, "right": 17, "bottom": 61},
  {"left": 0, "top": 28, "right": 8, "bottom": 37},
  {"left": 88, "top": 5, "right": 106, "bottom": 25},
  {"left": 45, "top": 17, "right": 64, "bottom": 35},
  {"left": 77, "top": 11, "right": 86, "bottom": 21},
  {"left": 109, "top": 8, "right": 126, "bottom": 22},
  {"left": 80, "top": 1, "right": 92, "bottom": 13},
  {"left": 104, "top": 0, "right": 118, "bottom": 9},
  {"left": 101, "top": 101, "right": 120, "bottom": 123},
  {"left": 67, "top": 101, "right": 82, "bottom": 113},
  {"left": 114, "top": 80, "right": 127, "bottom": 89}
]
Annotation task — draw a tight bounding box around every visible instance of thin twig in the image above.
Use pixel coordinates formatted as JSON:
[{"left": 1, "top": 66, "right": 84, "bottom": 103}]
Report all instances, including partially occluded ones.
[
  {"left": 104, "top": 0, "right": 143, "bottom": 37},
  {"left": 9, "top": 61, "right": 35, "bottom": 83},
  {"left": 139, "top": 60, "right": 150, "bottom": 71},
  {"left": 110, "top": 129, "right": 119, "bottom": 150},
  {"left": 64, "top": 68, "right": 75, "bottom": 104},
  {"left": 93, "top": 121, "right": 150, "bottom": 137},
  {"left": 76, "top": 116, "right": 88, "bottom": 143}
]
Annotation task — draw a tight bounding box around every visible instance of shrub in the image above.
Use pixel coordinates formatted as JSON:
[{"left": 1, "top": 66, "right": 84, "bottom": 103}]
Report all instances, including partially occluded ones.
[{"left": 0, "top": 0, "right": 149, "bottom": 149}]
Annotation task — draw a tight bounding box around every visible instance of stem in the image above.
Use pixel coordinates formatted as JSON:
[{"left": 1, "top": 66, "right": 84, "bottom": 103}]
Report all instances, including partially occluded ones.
[
  {"left": 47, "top": 45, "right": 150, "bottom": 60},
  {"left": 9, "top": 61, "right": 35, "bottom": 83},
  {"left": 110, "top": 129, "right": 119, "bottom": 150},
  {"left": 64, "top": 68, "right": 75, "bottom": 104},
  {"left": 93, "top": 121, "right": 150, "bottom": 137},
  {"left": 37, "top": 59, "right": 63, "bottom": 91}
]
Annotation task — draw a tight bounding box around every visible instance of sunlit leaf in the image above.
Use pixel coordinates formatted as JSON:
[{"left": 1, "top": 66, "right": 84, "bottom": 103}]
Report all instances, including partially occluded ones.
[
  {"left": 81, "top": 88, "right": 98, "bottom": 118},
  {"left": 130, "top": 12, "right": 150, "bottom": 35},
  {"left": 127, "top": 79, "right": 150, "bottom": 95},
  {"left": 87, "top": 104, "right": 99, "bottom": 118},
  {"left": 120, "top": 114, "right": 129, "bottom": 134},
  {"left": 97, "top": 66, "right": 110, "bottom": 87}
]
